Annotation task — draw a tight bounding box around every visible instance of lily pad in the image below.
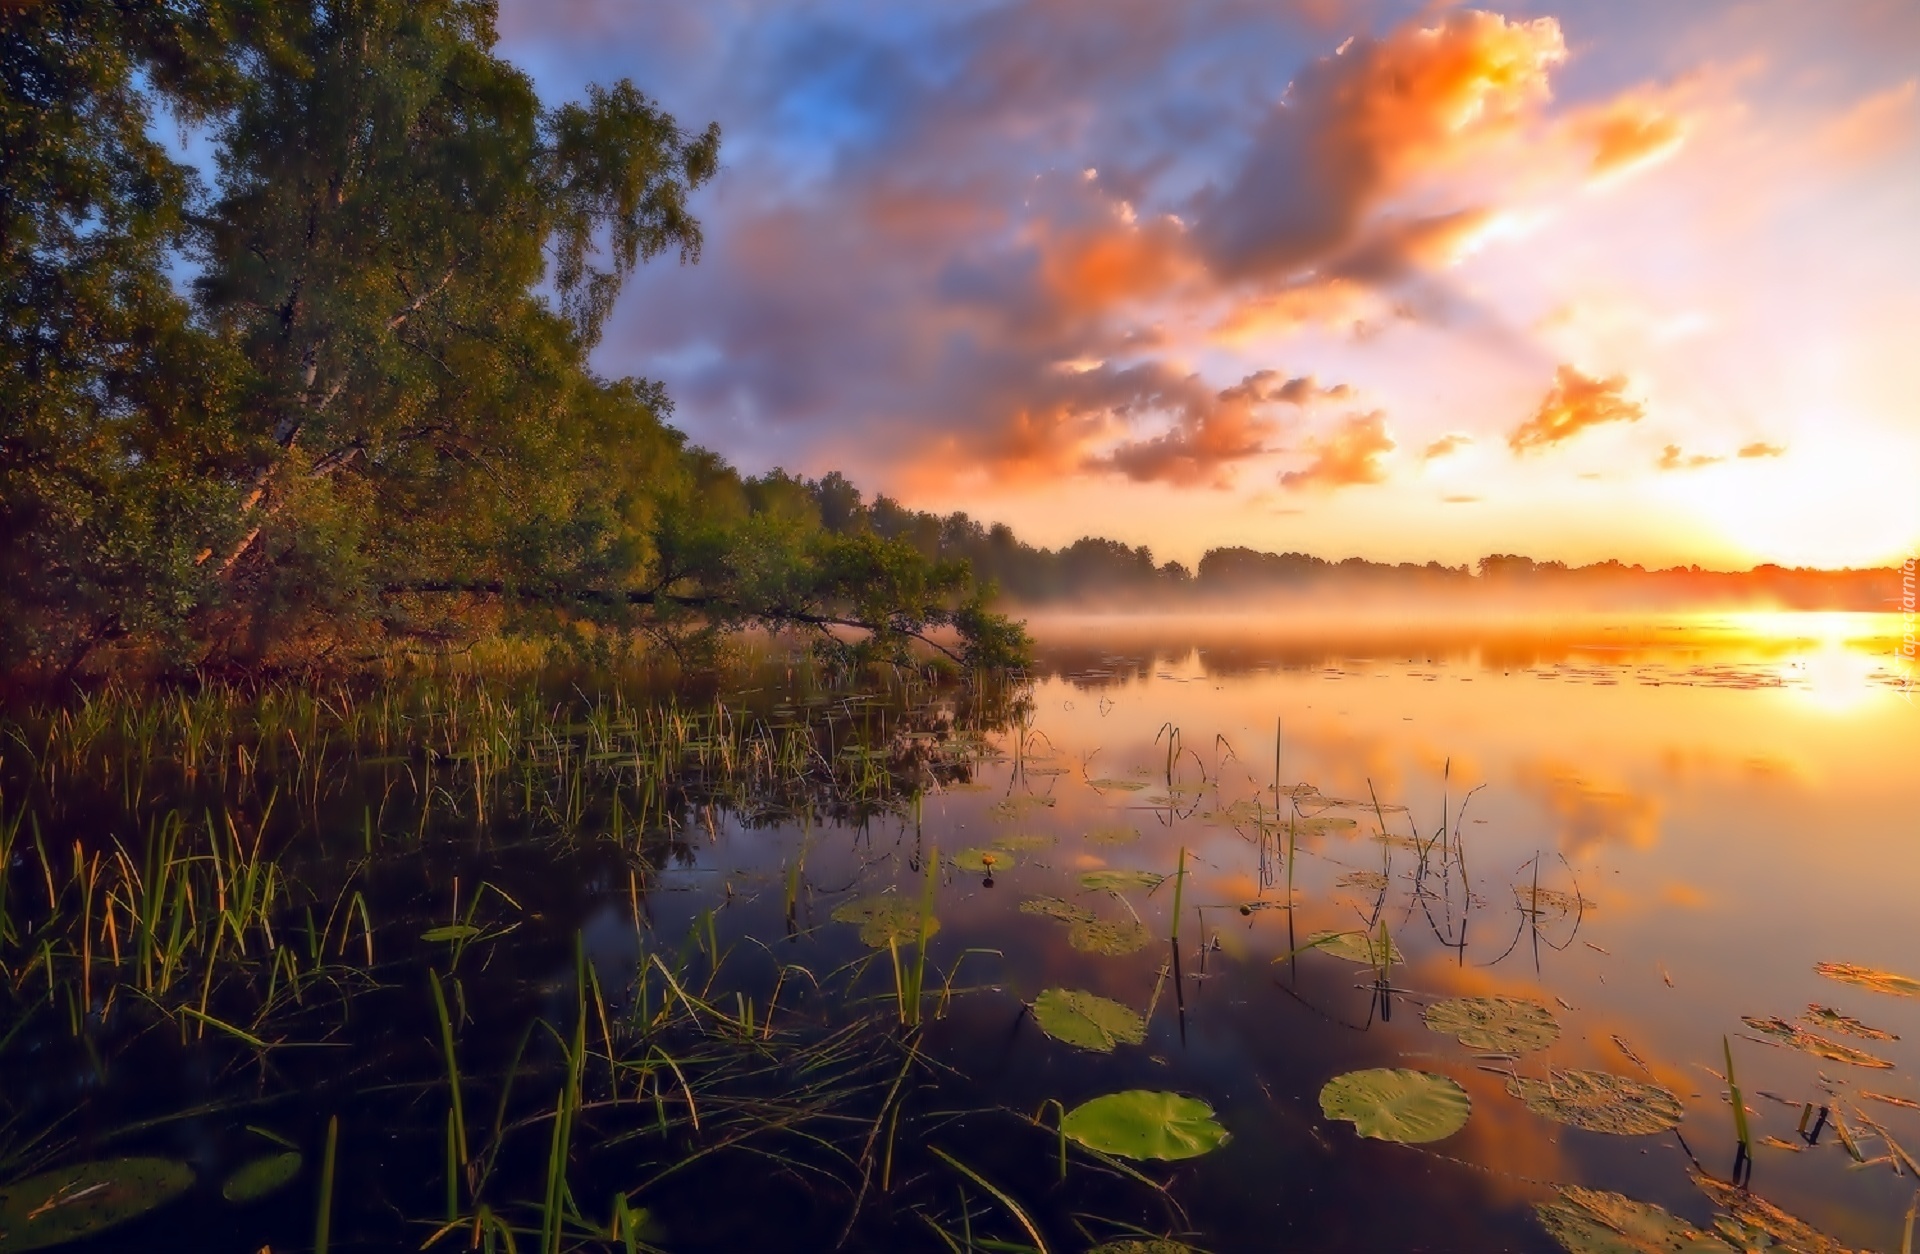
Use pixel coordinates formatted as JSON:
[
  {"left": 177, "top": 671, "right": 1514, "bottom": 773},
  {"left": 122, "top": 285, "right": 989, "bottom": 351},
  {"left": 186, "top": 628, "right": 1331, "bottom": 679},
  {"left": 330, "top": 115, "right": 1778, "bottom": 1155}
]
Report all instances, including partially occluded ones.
[
  {"left": 1087, "top": 1242, "right": 1193, "bottom": 1254},
  {"left": 1802, "top": 1006, "right": 1897, "bottom": 1040},
  {"left": 830, "top": 896, "right": 939, "bottom": 948},
  {"left": 420, "top": 923, "right": 483, "bottom": 943},
  {"left": 1536, "top": 1185, "right": 1729, "bottom": 1253},
  {"left": 1303, "top": 929, "right": 1401, "bottom": 965},
  {"left": 1426, "top": 997, "right": 1561, "bottom": 1053},
  {"left": 1021, "top": 896, "right": 1094, "bottom": 924},
  {"left": 1815, "top": 961, "right": 1920, "bottom": 998},
  {"left": 0, "top": 1158, "right": 194, "bottom": 1250},
  {"left": 989, "top": 795, "right": 1055, "bottom": 819},
  {"left": 951, "top": 847, "right": 1011, "bottom": 872},
  {"left": 1319, "top": 1068, "right": 1471, "bottom": 1144},
  {"left": 1084, "top": 824, "right": 1141, "bottom": 845},
  {"left": 1032, "top": 988, "right": 1146, "bottom": 1053},
  {"left": 1060, "top": 1091, "right": 1228, "bottom": 1161},
  {"left": 1694, "top": 1171, "right": 1857, "bottom": 1254},
  {"left": 1079, "top": 869, "right": 1166, "bottom": 893},
  {"left": 1740, "top": 1017, "right": 1894, "bottom": 1068},
  {"left": 1334, "top": 871, "right": 1389, "bottom": 892},
  {"left": 990, "top": 835, "right": 1054, "bottom": 852},
  {"left": 1508, "top": 1070, "right": 1683, "bottom": 1135},
  {"left": 220, "top": 1152, "right": 302, "bottom": 1203},
  {"left": 1087, "top": 778, "right": 1151, "bottom": 793},
  {"left": 1068, "top": 917, "right": 1151, "bottom": 956}
]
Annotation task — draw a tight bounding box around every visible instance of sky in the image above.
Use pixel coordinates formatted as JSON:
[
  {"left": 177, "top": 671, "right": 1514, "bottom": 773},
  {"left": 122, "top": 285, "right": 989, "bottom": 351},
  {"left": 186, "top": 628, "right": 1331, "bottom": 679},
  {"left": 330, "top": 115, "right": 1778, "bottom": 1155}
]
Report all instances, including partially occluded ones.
[{"left": 495, "top": 0, "right": 1920, "bottom": 571}]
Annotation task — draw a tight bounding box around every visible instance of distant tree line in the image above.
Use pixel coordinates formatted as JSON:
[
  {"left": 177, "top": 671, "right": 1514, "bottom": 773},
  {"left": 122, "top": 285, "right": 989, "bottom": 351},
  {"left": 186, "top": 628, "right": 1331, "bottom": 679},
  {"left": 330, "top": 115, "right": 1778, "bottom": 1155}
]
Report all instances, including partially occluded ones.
[{"left": 776, "top": 474, "right": 1899, "bottom": 611}]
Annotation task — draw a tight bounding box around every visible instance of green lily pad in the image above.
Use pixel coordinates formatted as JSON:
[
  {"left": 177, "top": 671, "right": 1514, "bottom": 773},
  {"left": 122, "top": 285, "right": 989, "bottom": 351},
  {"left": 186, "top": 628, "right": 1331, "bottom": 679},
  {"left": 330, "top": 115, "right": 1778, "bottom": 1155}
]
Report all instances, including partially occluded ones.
[
  {"left": 1032, "top": 988, "right": 1146, "bottom": 1053},
  {"left": 951, "top": 847, "right": 1012, "bottom": 872},
  {"left": 1068, "top": 917, "right": 1151, "bottom": 956},
  {"left": 1507, "top": 1070, "right": 1683, "bottom": 1135},
  {"left": 1084, "top": 824, "right": 1141, "bottom": 845},
  {"left": 1319, "top": 1068, "right": 1471, "bottom": 1144},
  {"left": 1087, "top": 779, "right": 1151, "bottom": 793},
  {"left": 830, "top": 896, "right": 940, "bottom": 948},
  {"left": 1079, "top": 869, "right": 1166, "bottom": 892},
  {"left": 220, "top": 1152, "right": 302, "bottom": 1203},
  {"left": 1060, "top": 1091, "right": 1228, "bottom": 1161},
  {"left": 1304, "top": 929, "right": 1401, "bottom": 965},
  {"left": 1087, "top": 1242, "right": 1194, "bottom": 1254},
  {"left": 1815, "top": 961, "right": 1920, "bottom": 998},
  {"left": 1334, "top": 871, "right": 1388, "bottom": 892},
  {"left": 1425, "top": 997, "right": 1561, "bottom": 1053},
  {"left": 0, "top": 1158, "right": 194, "bottom": 1250},
  {"left": 1536, "top": 1186, "right": 1729, "bottom": 1253}
]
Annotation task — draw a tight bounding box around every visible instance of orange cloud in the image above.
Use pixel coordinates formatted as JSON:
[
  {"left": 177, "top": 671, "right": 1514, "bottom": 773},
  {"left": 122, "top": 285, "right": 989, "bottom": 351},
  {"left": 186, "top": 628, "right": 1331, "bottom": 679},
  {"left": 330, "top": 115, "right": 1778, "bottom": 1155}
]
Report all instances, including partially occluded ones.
[
  {"left": 1737, "top": 441, "right": 1786, "bottom": 459},
  {"left": 1423, "top": 433, "right": 1472, "bottom": 460},
  {"left": 1508, "top": 365, "right": 1644, "bottom": 454},
  {"left": 1279, "top": 410, "right": 1395, "bottom": 491},
  {"left": 1571, "top": 95, "right": 1687, "bottom": 177},
  {"left": 1040, "top": 211, "right": 1194, "bottom": 316},
  {"left": 1196, "top": 10, "right": 1565, "bottom": 281},
  {"left": 1820, "top": 79, "right": 1917, "bottom": 163},
  {"left": 1657, "top": 444, "right": 1722, "bottom": 471}
]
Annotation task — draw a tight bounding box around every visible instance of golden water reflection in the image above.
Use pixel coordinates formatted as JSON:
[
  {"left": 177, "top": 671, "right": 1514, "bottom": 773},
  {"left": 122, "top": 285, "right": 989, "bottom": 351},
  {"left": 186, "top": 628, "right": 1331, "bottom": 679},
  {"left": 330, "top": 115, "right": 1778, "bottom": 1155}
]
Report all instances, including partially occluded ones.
[{"left": 951, "top": 611, "right": 1920, "bottom": 1247}]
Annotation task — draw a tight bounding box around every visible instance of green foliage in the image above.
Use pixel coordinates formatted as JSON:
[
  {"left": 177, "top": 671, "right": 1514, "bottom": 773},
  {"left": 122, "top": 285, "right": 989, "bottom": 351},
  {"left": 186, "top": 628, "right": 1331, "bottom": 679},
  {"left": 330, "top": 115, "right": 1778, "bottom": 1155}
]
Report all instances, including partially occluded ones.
[
  {"left": 1319, "top": 1069, "right": 1472, "bottom": 1144},
  {"left": 0, "top": 0, "right": 1026, "bottom": 681},
  {"left": 1058, "top": 1091, "right": 1228, "bottom": 1162}
]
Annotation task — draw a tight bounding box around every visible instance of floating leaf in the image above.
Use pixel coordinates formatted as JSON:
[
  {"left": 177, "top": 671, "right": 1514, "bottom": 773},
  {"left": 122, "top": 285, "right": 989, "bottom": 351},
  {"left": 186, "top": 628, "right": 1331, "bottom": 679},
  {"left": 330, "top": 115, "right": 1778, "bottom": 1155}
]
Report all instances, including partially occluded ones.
[
  {"left": 1335, "top": 871, "right": 1389, "bottom": 892},
  {"left": 1693, "top": 1171, "right": 1859, "bottom": 1254},
  {"left": 1319, "top": 1068, "right": 1471, "bottom": 1144},
  {"left": 1032, "top": 989, "right": 1146, "bottom": 1053},
  {"left": 1425, "top": 997, "right": 1561, "bottom": 1053},
  {"left": 1535, "top": 1185, "right": 1729, "bottom": 1253},
  {"left": 989, "top": 795, "right": 1056, "bottom": 819},
  {"left": 1802, "top": 1006, "right": 1898, "bottom": 1040},
  {"left": 951, "top": 847, "right": 1011, "bottom": 872},
  {"left": 1815, "top": 962, "right": 1920, "bottom": 998},
  {"left": 1068, "top": 917, "right": 1151, "bottom": 956},
  {"left": 1303, "top": 929, "right": 1401, "bottom": 965},
  {"left": 1508, "top": 1070, "right": 1683, "bottom": 1135},
  {"left": 990, "top": 835, "right": 1054, "bottom": 852},
  {"left": 1079, "top": 869, "right": 1166, "bottom": 893},
  {"left": 1021, "top": 896, "right": 1094, "bottom": 925},
  {"left": 1022, "top": 897, "right": 1149, "bottom": 955},
  {"left": 1515, "top": 887, "right": 1590, "bottom": 921},
  {"left": 1297, "top": 816, "right": 1358, "bottom": 836},
  {"left": 1087, "top": 779, "right": 1151, "bottom": 793},
  {"left": 1782, "top": 1032, "right": 1894, "bottom": 1069},
  {"left": 1060, "top": 1091, "right": 1228, "bottom": 1161},
  {"left": 1741, "top": 1017, "right": 1894, "bottom": 1068},
  {"left": 1087, "top": 1242, "right": 1193, "bottom": 1254},
  {"left": 0, "top": 1158, "right": 194, "bottom": 1251},
  {"left": 1084, "top": 824, "right": 1141, "bottom": 845},
  {"left": 220, "top": 1152, "right": 302, "bottom": 1203},
  {"left": 419, "top": 924, "right": 482, "bottom": 943},
  {"left": 830, "top": 896, "right": 940, "bottom": 948}
]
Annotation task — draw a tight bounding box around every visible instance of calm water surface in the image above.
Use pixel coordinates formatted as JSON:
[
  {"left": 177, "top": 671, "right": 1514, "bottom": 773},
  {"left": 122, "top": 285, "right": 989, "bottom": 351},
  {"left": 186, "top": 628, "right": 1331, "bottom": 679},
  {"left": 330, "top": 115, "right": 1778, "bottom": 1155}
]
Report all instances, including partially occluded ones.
[{"left": 681, "top": 611, "right": 1918, "bottom": 1251}]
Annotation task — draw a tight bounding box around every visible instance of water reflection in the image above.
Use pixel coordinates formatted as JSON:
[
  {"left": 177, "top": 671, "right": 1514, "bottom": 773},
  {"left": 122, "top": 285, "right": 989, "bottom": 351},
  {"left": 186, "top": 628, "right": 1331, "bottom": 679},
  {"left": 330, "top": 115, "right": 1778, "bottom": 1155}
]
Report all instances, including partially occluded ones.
[{"left": 894, "top": 610, "right": 1919, "bottom": 1249}]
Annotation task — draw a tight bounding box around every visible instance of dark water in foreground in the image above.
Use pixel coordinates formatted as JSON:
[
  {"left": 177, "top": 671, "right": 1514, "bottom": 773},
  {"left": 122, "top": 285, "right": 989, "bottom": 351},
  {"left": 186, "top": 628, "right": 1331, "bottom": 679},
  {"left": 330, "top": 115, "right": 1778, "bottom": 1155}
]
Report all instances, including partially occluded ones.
[{"left": 2, "top": 613, "right": 1916, "bottom": 1252}]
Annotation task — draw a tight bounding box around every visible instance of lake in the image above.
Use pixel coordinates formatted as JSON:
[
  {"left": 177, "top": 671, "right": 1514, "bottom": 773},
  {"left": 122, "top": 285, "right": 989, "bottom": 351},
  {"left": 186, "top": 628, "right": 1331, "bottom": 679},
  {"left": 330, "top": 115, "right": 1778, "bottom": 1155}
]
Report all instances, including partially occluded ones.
[{"left": 1, "top": 612, "right": 1915, "bottom": 1252}]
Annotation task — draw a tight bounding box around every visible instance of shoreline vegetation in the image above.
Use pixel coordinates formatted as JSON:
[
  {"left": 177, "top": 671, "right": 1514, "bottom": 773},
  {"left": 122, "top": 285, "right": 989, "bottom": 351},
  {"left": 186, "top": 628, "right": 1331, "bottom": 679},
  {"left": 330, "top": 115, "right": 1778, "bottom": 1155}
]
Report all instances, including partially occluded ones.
[{"left": 1, "top": 6, "right": 1893, "bottom": 692}]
